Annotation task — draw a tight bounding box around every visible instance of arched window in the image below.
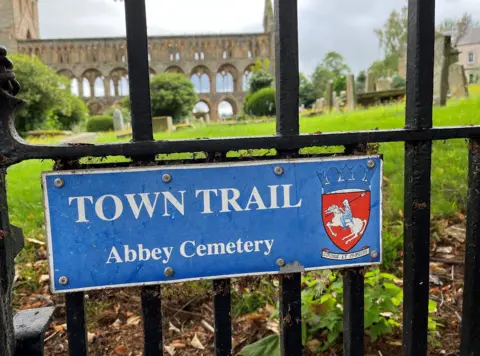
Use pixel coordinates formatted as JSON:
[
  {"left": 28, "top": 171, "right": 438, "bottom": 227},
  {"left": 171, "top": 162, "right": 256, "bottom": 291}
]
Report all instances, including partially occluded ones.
[
  {"left": 119, "top": 75, "right": 129, "bottom": 96},
  {"left": 121, "top": 55, "right": 127, "bottom": 64},
  {"left": 194, "top": 52, "right": 199, "bottom": 61},
  {"left": 148, "top": 53, "right": 152, "bottom": 62},
  {"left": 109, "top": 79, "right": 115, "bottom": 97},
  {"left": 200, "top": 52, "right": 205, "bottom": 60},
  {"left": 82, "top": 78, "right": 91, "bottom": 97},
  {"left": 216, "top": 71, "right": 234, "bottom": 93},
  {"left": 26, "top": 30, "right": 32, "bottom": 40},
  {"left": 175, "top": 52, "right": 180, "bottom": 61},
  {"left": 191, "top": 73, "right": 210, "bottom": 93},
  {"left": 71, "top": 78, "right": 79, "bottom": 96},
  {"left": 242, "top": 70, "right": 253, "bottom": 92},
  {"left": 218, "top": 101, "right": 234, "bottom": 120},
  {"left": 170, "top": 53, "right": 174, "bottom": 61},
  {"left": 223, "top": 51, "right": 228, "bottom": 59},
  {"left": 248, "top": 50, "right": 253, "bottom": 59},
  {"left": 193, "top": 102, "right": 210, "bottom": 114},
  {"left": 94, "top": 77, "right": 105, "bottom": 97}
]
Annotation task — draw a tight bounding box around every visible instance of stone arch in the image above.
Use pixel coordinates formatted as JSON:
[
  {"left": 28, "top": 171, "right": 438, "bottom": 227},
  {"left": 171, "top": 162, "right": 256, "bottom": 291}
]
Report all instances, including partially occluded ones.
[
  {"left": 57, "top": 69, "right": 78, "bottom": 96},
  {"left": 242, "top": 64, "right": 255, "bottom": 92},
  {"left": 190, "top": 65, "right": 211, "bottom": 94},
  {"left": 217, "top": 96, "right": 238, "bottom": 120},
  {"left": 149, "top": 67, "right": 156, "bottom": 78},
  {"left": 216, "top": 64, "right": 239, "bottom": 93},
  {"left": 57, "top": 69, "right": 75, "bottom": 79},
  {"left": 194, "top": 99, "right": 212, "bottom": 114},
  {"left": 110, "top": 68, "right": 128, "bottom": 97},
  {"left": 165, "top": 66, "right": 185, "bottom": 74},
  {"left": 82, "top": 69, "right": 104, "bottom": 98}
]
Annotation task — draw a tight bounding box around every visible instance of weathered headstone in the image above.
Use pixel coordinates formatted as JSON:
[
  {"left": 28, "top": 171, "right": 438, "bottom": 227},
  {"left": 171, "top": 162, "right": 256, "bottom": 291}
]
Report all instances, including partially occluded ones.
[
  {"left": 433, "top": 34, "right": 453, "bottom": 106},
  {"left": 152, "top": 116, "right": 175, "bottom": 133},
  {"left": 325, "top": 80, "right": 334, "bottom": 112},
  {"left": 205, "top": 113, "right": 211, "bottom": 124},
  {"left": 449, "top": 63, "right": 469, "bottom": 99},
  {"left": 346, "top": 73, "right": 357, "bottom": 111},
  {"left": 319, "top": 98, "right": 325, "bottom": 111},
  {"left": 366, "top": 72, "right": 376, "bottom": 92},
  {"left": 376, "top": 78, "right": 393, "bottom": 91},
  {"left": 333, "top": 91, "right": 339, "bottom": 111},
  {"left": 113, "top": 109, "right": 125, "bottom": 131}
]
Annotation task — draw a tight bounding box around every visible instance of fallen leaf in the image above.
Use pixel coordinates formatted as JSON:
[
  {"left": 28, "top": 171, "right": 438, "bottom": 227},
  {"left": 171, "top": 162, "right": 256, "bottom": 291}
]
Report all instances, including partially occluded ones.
[
  {"left": 169, "top": 341, "right": 186, "bottom": 348},
  {"left": 127, "top": 316, "right": 141, "bottom": 326},
  {"left": 39, "top": 274, "right": 50, "bottom": 283},
  {"left": 27, "top": 237, "right": 45, "bottom": 245},
  {"left": 114, "top": 345, "right": 128, "bottom": 354},
  {"left": 54, "top": 325, "right": 65, "bottom": 332},
  {"left": 190, "top": 333, "right": 205, "bottom": 350},
  {"left": 306, "top": 339, "right": 321, "bottom": 353},
  {"left": 164, "top": 345, "right": 175, "bottom": 356},
  {"left": 169, "top": 322, "right": 181, "bottom": 334},
  {"left": 112, "top": 319, "right": 123, "bottom": 329},
  {"left": 429, "top": 274, "right": 443, "bottom": 286},
  {"left": 87, "top": 332, "right": 96, "bottom": 344},
  {"left": 266, "top": 320, "right": 280, "bottom": 335},
  {"left": 436, "top": 246, "right": 453, "bottom": 254},
  {"left": 246, "top": 313, "right": 267, "bottom": 322}
]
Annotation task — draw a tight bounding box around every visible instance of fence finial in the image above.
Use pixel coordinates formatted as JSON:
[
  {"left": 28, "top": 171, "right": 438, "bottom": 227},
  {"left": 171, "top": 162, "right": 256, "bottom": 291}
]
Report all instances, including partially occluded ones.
[{"left": 0, "top": 47, "right": 20, "bottom": 97}]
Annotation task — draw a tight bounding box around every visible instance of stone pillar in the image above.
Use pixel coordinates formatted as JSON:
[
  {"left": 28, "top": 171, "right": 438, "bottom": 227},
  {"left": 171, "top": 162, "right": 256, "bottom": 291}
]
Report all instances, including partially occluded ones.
[
  {"left": 78, "top": 79, "right": 84, "bottom": 98},
  {"left": 366, "top": 72, "right": 376, "bottom": 92},
  {"left": 114, "top": 80, "right": 120, "bottom": 97},
  {"left": 211, "top": 74, "right": 216, "bottom": 93},
  {"left": 89, "top": 80, "right": 95, "bottom": 98},
  {"left": 433, "top": 34, "right": 451, "bottom": 106},
  {"left": 104, "top": 77, "right": 111, "bottom": 98},
  {"left": 448, "top": 63, "right": 469, "bottom": 99},
  {"left": 346, "top": 73, "right": 357, "bottom": 111},
  {"left": 325, "top": 80, "right": 334, "bottom": 112}
]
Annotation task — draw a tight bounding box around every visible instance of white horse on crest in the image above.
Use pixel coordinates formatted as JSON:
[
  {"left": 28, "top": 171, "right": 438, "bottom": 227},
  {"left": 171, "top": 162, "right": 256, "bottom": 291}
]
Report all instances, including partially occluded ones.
[{"left": 324, "top": 204, "right": 367, "bottom": 245}]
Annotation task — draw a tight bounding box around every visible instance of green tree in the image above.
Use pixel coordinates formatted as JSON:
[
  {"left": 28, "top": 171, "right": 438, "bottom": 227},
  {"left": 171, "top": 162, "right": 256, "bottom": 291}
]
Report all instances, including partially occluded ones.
[
  {"left": 322, "top": 52, "right": 351, "bottom": 78},
  {"left": 146, "top": 73, "right": 198, "bottom": 123},
  {"left": 312, "top": 65, "right": 332, "bottom": 99},
  {"left": 11, "top": 53, "right": 86, "bottom": 132},
  {"left": 248, "top": 71, "right": 274, "bottom": 94},
  {"left": 374, "top": 6, "right": 408, "bottom": 59},
  {"left": 299, "top": 73, "right": 316, "bottom": 108},
  {"left": 438, "top": 13, "right": 480, "bottom": 32},
  {"left": 334, "top": 75, "right": 347, "bottom": 93},
  {"left": 372, "top": 5, "right": 408, "bottom": 78}
]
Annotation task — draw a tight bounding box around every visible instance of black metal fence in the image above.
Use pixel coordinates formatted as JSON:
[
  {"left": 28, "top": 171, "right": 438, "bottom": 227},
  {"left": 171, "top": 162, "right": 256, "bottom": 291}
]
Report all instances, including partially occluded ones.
[{"left": 1, "top": 0, "right": 480, "bottom": 355}]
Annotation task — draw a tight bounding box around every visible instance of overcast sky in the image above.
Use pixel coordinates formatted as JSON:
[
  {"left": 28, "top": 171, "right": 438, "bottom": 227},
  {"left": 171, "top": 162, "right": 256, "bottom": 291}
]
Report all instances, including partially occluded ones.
[{"left": 38, "top": 0, "right": 480, "bottom": 76}]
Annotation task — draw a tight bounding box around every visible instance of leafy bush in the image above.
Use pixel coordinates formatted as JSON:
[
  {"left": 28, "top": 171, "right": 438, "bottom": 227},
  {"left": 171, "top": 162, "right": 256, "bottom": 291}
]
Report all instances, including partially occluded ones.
[
  {"left": 244, "top": 87, "right": 276, "bottom": 117},
  {"left": 86, "top": 115, "right": 114, "bottom": 132},
  {"left": 392, "top": 75, "right": 406, "bottom": 89},
  {"left": 249, "top": 71, "right": 274, "bottom": 94},
  {"left": 123, "top": 73, "right": 198, "bottom": 123},
  {"left": 239, "top": 269, "right": 440, "bottom": 354},
  {"left": 10, "top": 54, "right": 84, "bottom": 132}
]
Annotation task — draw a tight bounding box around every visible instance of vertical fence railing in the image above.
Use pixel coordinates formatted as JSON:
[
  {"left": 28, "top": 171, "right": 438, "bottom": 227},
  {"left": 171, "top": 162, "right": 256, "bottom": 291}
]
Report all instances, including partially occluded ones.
[
  {"left": 402, "top": 0, "right": 435, "bottom": 355},
  {"left": 460, "top": 139, "right": 480, "bottom": 355},
  {"left": 274, "top": 0, "right": 303, "bottom": 355},
  {"left": 124, "top": 1, "right": 163, "bottom": 356}
]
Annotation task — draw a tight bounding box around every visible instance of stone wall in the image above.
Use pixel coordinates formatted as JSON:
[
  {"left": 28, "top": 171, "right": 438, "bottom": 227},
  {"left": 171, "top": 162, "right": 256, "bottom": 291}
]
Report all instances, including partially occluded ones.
[{"left": 17, "top": 33, "right": 274, "bottom": 121}]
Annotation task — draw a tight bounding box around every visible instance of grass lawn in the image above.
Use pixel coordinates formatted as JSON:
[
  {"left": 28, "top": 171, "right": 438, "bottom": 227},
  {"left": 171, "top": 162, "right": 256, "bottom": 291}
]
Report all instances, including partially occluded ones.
[{"left": 7, "top": 96, "right": 480, "bottom": 268}]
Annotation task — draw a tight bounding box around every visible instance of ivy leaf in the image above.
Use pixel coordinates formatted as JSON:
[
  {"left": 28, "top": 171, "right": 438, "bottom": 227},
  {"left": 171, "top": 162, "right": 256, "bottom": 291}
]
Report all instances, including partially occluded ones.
[{"left": 239, "top": 335, "right": 280, "bottom": 356}]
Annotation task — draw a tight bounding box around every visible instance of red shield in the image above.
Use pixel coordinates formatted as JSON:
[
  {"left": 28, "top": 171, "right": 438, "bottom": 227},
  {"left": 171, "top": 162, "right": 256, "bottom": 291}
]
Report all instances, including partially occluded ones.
[{"left": 322, "top": 191, "right": 370, "bottom": 252}]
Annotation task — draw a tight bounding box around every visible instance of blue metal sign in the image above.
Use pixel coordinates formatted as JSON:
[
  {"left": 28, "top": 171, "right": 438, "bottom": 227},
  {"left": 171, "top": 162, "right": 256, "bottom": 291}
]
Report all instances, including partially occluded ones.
[{"left": 42, "top": 156, "right": 383, "bottom": 293}]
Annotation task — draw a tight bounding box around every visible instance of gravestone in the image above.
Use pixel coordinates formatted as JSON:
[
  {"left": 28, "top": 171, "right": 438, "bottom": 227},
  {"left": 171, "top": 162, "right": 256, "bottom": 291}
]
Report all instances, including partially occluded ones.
[
  {"left": 346, "top": 73, "right": 357, "bottom": 111},
  {"left": 113, "top": 109, "right": 125, "bottom": 131},
  {"left": 152, "top": 116, "right": 175, "bottom": 133},
  {"left": 366, "top": 72, "right": 376, "bottom": 92},
  {"left": 449, "top": 63, "right": 469, "bottom": 99},
  {"left": 332, "top": 91, "right": 338, "bottom": 111},
  {"left": 325, "top": 80, "right": 334, "bottom": 112},
  {"left": 433, "top": 34, "right": 455, "bottom": 106},
  {"left": 376, "top": 78, "right": 393, "bottom": 91},
  {"left": 319, "top": 98, "right": 325, "bottom": 111}
]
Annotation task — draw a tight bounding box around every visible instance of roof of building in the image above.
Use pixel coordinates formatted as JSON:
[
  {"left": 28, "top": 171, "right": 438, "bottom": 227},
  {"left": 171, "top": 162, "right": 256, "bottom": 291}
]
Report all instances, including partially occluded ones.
[{"left": 458, "top": 28, "right": 480, "bottom": 46}]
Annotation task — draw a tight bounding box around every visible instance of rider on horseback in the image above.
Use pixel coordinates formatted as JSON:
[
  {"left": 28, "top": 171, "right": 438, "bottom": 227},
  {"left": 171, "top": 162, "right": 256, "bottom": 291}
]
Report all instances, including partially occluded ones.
[{"left": 340, "top": 199, "right": 353, "bottom": 230}]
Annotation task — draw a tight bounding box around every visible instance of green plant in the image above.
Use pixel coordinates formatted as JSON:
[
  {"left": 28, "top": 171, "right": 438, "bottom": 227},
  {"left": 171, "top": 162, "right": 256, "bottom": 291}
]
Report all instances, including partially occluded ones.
[
  {"left": 248, "top": 71, "right": 274, "bottom": 94},
  {"left": 10, "top": 54, "right": 83, "bottom": 133},
  {"left": 232, "top": 278, "right": 277, "bottom": 318},
  {"left": 86, "top": 115, "right": 114, "bottom": 132},
  {"left": 245, "top": 87, "right": 276, "bottom": 117}
]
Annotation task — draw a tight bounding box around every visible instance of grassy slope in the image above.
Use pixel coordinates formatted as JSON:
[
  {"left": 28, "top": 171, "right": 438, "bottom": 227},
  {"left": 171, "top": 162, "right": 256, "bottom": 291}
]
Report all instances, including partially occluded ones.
[{"left": 7, "top": 96, "right": 480, "bottom": 253}]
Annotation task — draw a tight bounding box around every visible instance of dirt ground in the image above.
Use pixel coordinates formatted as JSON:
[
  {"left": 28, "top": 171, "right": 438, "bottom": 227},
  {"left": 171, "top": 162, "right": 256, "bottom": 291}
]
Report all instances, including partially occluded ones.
[{"left": 14, "top": 220, "right": 467, "bottom": 356}]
